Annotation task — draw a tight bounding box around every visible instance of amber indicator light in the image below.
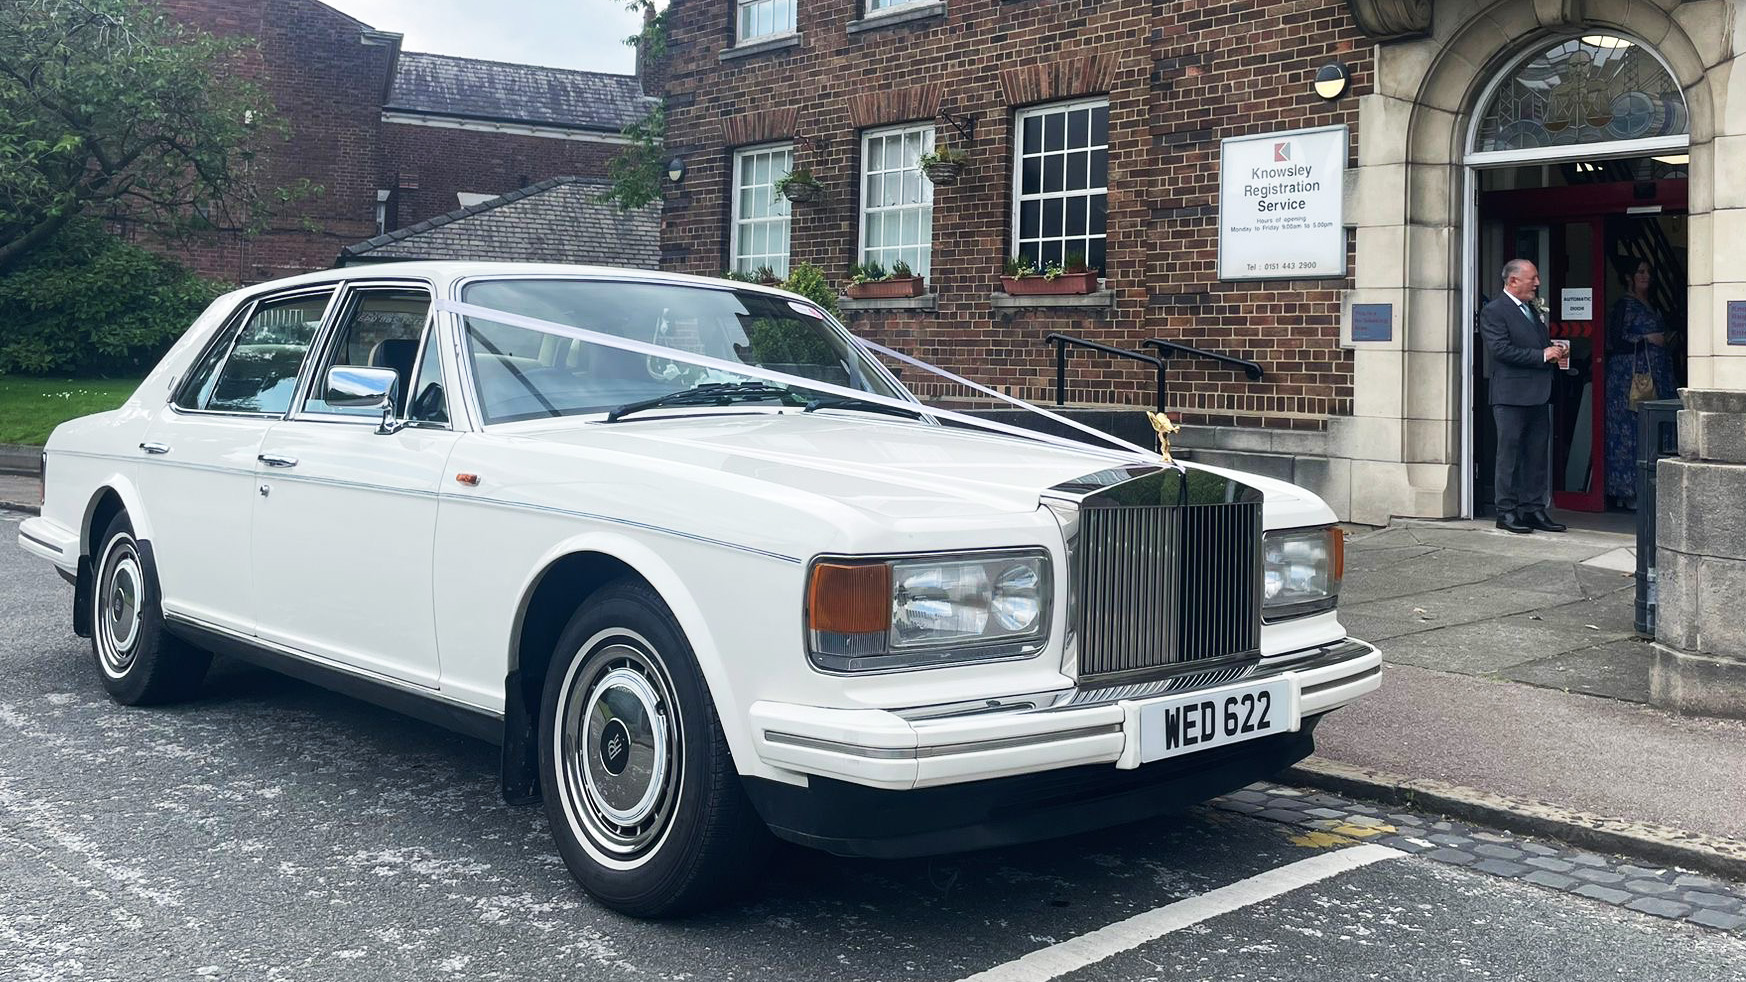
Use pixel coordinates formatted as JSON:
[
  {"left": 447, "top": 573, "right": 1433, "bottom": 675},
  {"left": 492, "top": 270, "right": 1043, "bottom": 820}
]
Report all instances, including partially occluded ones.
[
  {"left": 808, "top": 562, "right": 891, "bottom": 634},
  {"left": 1330, "top": 527, "right": 1346, "bottom": 582},
  {"left": 455, "top": 473, "right": 481, "bottom": 487}
]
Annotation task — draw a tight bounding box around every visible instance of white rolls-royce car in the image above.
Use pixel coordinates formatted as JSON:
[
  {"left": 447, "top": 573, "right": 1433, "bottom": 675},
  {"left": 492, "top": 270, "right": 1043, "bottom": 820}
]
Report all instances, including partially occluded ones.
[{"left": 18, "top": 262, "right": 1380, "bottom": 916}]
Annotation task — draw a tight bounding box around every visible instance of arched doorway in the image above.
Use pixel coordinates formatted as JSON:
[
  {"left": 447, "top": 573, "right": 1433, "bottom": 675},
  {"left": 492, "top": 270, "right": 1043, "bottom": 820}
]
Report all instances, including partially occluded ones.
[{"left": 1461, "top": 33, "right": 1690, "bottom": 518}]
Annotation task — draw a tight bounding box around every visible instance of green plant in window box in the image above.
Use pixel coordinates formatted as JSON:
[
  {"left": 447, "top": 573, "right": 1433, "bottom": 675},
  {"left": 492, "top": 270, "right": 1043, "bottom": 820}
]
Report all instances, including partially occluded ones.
[
  {"left": 754, "top": 264, "right": 781, "bottom": 286},
  {"left": 919, "top": 144, "right": 969, "bottom": 185},
  {"left": 1001, "top": 254, "right": 1099, "bottom": 296},
  {"left": 773, "top": 168, "right": 823, "bottom": 204},
  {"left": 846, "top": 258, "right": 924, "bottom": 300}
]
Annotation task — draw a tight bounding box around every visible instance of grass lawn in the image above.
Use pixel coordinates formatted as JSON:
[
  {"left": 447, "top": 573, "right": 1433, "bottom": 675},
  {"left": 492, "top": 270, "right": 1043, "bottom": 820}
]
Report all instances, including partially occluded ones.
[{"left": 0, "top": 376, "right": 143, "bottom": 446}]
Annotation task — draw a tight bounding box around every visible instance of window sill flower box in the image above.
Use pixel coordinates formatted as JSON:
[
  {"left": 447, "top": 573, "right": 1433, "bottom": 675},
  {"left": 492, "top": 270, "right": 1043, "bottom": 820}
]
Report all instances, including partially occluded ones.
[
  {"left": 1000, "top": 272, "right": 1100, "bottom": 296},
  {"left": 845, "top": 276, "right": 925, "bottom": 300}
]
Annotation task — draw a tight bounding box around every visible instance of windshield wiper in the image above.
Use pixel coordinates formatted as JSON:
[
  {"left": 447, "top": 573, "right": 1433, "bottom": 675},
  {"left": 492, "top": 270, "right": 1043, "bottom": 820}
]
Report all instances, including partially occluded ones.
[
  {"left": 801, "top": 395, "right": 924, "bottom": 420},
  {"left": 604, "top": 382, "right": 806, "bottom": 422}
]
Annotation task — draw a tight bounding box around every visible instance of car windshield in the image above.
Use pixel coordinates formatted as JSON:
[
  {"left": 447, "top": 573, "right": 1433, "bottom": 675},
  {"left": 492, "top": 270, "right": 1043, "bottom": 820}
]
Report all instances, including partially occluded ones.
[{"left": 460, "top": 278, "right": 904, "bottom": 425}]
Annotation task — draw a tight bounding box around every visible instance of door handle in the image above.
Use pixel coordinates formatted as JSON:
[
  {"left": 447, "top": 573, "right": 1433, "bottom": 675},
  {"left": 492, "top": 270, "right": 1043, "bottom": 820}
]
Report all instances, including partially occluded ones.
[
  {"left": 139, "top": 442, "right": 170, "bottom": 455},
  {"left": 257, "top": 453, "right": 299, "bottom": 468}
]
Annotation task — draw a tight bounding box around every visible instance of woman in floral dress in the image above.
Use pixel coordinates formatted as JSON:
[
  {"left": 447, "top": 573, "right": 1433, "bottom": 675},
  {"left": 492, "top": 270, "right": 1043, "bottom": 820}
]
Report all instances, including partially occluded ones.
[{"left": 1603, "top": 259, "right": 1678, "bottom": 509}]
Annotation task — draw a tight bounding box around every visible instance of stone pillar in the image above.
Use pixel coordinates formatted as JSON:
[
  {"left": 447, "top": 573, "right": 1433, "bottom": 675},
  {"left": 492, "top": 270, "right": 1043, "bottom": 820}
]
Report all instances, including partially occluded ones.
[{"left": 1653, "top": 389, "right": 1746, "bottom": 718}]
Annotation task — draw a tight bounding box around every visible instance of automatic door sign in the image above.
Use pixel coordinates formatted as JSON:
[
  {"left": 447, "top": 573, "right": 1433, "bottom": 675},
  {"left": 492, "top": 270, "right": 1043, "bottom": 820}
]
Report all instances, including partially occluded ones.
[{"left": 1219, "top": 125, "right": 1348, "bottom": 281}]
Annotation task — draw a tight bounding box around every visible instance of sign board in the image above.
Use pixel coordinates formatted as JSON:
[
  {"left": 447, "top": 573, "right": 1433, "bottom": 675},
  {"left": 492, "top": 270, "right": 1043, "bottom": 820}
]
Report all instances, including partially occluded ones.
[
  {"left": 1218, "top": 125, "right": 1348, "bottom": 281},
  {"left": 1351, "top": 304, "right": 1393, "bottom": 342},
  {"left": 1561, "top": 288, "right": 1593, "bottom": 321},
  {"left": 1730, "top": 301, "right": 1746, "bottom": 346}
]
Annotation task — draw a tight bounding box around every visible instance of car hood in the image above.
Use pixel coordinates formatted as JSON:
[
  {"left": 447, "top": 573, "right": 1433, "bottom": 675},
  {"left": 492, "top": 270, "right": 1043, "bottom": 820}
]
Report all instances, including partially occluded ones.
[{"left": 495, "top": 411, "right": 1328, "bottom": 525}]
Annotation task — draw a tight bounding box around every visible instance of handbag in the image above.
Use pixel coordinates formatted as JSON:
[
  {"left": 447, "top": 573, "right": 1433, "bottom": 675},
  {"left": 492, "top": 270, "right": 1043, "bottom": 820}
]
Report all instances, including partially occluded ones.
[{"left": 1628, "top": 341, "right": 1656, "bottom": 410}]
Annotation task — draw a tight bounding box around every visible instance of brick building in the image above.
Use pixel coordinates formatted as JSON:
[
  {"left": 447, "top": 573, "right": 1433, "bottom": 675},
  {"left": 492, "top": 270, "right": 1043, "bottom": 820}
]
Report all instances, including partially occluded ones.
[
  {"left": 151, "top": 0, "right": 653, "bottom": 283},
  {"left": 655, "top": 0, "right": 1745, "bottom": 524}
]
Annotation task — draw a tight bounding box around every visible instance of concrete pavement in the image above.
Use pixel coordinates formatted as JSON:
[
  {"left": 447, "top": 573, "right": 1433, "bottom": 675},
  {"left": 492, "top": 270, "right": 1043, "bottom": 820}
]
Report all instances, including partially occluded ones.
[{"left": 1308, "top": 519, "right": 1746, "bottom": 876}]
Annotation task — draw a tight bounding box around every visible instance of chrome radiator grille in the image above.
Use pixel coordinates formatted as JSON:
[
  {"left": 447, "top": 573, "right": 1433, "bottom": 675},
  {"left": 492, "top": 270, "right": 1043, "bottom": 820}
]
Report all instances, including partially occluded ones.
[{"left": 1074, "top": 500, "right": 1262, "bottom": 685}]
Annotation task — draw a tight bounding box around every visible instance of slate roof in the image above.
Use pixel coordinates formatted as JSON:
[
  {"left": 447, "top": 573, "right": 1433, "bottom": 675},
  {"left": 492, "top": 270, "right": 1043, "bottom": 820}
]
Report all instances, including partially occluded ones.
[
  {"left": 337, "top": 178, "right": 660, "bottom": 269},
  {"left": 386, "top": 52, "right": 650, "bottom": 132}
]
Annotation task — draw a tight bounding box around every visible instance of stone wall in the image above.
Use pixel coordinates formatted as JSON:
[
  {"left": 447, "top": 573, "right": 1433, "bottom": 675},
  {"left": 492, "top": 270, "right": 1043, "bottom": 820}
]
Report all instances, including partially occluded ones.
[{"left": 1654, "top": 388, "right": 1746, "bottom": 718}]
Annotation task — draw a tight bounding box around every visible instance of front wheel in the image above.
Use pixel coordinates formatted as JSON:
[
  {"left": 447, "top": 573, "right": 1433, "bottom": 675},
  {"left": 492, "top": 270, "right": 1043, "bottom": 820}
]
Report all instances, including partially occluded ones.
[
  {"left": 90, "top": 512, "right": 211, "bottom": 705},
  {"left": 538, "top": 579, "right": 770, "bottom": 917}
]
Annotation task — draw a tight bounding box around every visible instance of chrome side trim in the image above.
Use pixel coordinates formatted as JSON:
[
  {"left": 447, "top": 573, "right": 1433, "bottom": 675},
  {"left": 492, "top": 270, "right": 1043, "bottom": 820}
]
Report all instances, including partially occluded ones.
[
  {"left": 456, "top": 495, "right": 805, "bottom": 565},
  {"left": 762, "top": 722, "right": 1123, "bottom": 760},
  {"left": 44, "top": 449, "right": 795, "bottom": 562},
  {"left": 162, "top": 610, "right": 493, "bottom": 717},
  {"left": 19, "top": 528, "right": 64, "bottom": 554}
]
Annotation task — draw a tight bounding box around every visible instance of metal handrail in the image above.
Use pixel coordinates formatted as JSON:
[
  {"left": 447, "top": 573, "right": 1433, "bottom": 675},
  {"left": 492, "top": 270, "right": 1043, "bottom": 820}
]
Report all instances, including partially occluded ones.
[
  {"left": 1142, "top": 339, "right": 1266, "bottom": 382},
  {"left": 1044, "top": 333, "right": 1165, "bottom": 411}
]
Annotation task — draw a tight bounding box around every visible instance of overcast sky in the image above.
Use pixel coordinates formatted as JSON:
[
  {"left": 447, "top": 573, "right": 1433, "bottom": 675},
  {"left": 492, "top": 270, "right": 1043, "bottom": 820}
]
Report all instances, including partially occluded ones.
[{"left": 321, "top": 0, "right": 645, "bottom": 74}]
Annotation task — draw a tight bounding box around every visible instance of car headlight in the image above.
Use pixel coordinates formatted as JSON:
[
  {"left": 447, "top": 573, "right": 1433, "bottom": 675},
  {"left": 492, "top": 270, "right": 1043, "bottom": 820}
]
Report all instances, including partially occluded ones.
[
  {"left": 1262, "top": 526, "right": 1343, "bottom": 620},
  {"left": 806, "top": 550, "right": 1052, "bottom": 672}
]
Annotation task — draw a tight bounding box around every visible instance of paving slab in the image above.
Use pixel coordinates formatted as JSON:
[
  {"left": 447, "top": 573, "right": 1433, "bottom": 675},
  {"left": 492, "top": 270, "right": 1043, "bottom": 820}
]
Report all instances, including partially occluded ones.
[
  {"left": 1312, "top": 662, "right": 1746, "bottom": 841},
  {"left": 1344, "top": 582, "right": 1573, "bottom": 639},
  {"left": 1339, "top": 549, "right": 1541, "bottom": 604},
  {"left": 1372, "top": 618, "right": 1608, "bottom": 674},
  {"left": 1498, "top": 638, "right": 1656, "bottom": 703}
]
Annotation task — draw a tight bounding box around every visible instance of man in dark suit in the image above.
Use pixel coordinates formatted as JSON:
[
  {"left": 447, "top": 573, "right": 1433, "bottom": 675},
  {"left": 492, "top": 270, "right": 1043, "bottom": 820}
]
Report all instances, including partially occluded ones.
[{"left": 1479, "top": 259, "right": 1568, "bottom": 534}]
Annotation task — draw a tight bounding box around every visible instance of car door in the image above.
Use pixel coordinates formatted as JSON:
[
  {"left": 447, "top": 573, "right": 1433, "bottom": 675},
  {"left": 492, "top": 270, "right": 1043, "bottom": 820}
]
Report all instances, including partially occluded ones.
[
  {"left": 250, "top": 282, "right": 460, "bottom": 687},
  {"left": 138, "top": 287, "right": 337, "bottom": 636}
]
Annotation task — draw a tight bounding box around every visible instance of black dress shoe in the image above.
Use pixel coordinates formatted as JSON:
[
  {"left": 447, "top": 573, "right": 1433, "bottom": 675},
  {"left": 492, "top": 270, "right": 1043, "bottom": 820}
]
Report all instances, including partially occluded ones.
[
  {"left": 1496, "top": 510, "right": 1534, "bottom": 534},
  {"left": 1523, "top": 509, "right": 1567, "bottom": 533}
]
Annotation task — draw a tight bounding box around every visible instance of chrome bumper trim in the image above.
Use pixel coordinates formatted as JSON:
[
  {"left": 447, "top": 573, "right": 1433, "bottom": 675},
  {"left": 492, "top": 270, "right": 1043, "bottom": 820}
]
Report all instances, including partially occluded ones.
[
  {"left": 763, "top": 722, "right": 1124, "bottom": 761},
  {"left": 896, "top": 638, "right": 1375, "bottom": 721}
]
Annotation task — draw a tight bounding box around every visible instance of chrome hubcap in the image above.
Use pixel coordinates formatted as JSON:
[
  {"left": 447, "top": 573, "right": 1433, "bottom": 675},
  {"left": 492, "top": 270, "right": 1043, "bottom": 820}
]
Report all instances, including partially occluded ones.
[
  {"left": 557, "top": 634, "right": 682, "bottom": 864},
  {"left": 96, "top": 538, "right": 143, "bottom": 678}
]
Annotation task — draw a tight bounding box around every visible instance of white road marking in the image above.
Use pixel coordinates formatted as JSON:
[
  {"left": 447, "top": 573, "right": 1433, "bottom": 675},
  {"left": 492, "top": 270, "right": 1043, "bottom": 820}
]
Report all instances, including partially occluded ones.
[{"left": 955, "top": 843, "right": 1404, "bottom": 982}]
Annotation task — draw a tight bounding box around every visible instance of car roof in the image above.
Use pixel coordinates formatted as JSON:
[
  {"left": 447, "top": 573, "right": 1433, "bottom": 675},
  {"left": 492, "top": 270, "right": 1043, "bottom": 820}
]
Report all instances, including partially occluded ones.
[{"left": 229, "top": 262, "right": 800, "bottom": 303}]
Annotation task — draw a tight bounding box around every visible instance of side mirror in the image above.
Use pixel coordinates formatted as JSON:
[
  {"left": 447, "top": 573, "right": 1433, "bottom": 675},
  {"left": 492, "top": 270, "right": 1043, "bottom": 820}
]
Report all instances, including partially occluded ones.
[{"left": 324, "top": 366, "right": 404, "bottom": 434}]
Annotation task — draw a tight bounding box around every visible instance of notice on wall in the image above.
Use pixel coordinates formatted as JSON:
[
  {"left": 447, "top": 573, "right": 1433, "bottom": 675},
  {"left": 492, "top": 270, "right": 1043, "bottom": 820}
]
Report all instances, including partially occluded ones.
[
  {"left": 1561, "top": 288, "right": 1593, "bottom": 321},
  {"left": 1351, "top": 303, "right": 1393, "bottom": 342},
  {"left": 1730, "top": 301, "right": 1746, "bottom": 346},
  {"left": 1218, "top": 125, "right": 1348, "bottom": 281}
]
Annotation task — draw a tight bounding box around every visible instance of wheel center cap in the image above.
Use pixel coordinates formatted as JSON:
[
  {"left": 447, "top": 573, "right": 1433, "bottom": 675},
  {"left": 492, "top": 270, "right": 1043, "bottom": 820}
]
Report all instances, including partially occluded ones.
[{"left": 599, "top": 718, "right": 632, "bottom": 776}]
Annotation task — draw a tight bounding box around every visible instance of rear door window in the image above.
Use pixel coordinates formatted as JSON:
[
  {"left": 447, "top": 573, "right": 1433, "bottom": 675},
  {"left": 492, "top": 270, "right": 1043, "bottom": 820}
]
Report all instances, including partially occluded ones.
[{"left": 191, "top": 291, "right": 334, "bottom": 415}]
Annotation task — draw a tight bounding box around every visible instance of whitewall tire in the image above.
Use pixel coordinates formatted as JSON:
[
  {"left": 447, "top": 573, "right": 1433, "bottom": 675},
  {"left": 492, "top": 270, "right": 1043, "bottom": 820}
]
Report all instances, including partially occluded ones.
[
  {"left": 90, "top": 513, "right": 211, "bottom": 705},
  {"left": 538, "top": 578, "right": 770, "bottom": 917}
]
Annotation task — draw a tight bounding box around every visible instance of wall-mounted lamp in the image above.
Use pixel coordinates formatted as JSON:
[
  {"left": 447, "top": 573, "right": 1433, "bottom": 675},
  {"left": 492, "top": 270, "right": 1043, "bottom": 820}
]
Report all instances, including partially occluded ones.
[
  {"left": 667, "top": 157, "right": 686, "bottom": 183},
  {"left": 1313, "top": 62, "right": 1351, "bottom": 100}
]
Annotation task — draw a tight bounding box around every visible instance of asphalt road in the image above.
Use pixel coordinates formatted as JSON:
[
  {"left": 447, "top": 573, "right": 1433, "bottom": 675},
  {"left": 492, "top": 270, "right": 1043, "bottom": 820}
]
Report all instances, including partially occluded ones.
[{"left": 4, "top": 512, "right": 1744, "bottom": 981}]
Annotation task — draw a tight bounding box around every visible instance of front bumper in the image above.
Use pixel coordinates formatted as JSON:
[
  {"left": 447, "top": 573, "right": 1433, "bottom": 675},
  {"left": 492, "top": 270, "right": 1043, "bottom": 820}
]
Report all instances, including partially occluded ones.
[{"left": 749, "top": 637, "right": 1380, "bottom": 792}]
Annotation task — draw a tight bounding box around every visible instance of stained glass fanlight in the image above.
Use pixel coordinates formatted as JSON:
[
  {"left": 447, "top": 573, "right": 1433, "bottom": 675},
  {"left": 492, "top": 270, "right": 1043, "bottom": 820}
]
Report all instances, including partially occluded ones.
[{"left": 1474, "top": 35, "right": 1687, "bottom": 153}]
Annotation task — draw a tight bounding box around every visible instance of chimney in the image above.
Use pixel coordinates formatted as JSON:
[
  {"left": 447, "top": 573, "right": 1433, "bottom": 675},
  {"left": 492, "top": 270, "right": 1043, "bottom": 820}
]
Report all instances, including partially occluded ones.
[{"left": 634, "top": 4, "right": 666, "bottom": 99}]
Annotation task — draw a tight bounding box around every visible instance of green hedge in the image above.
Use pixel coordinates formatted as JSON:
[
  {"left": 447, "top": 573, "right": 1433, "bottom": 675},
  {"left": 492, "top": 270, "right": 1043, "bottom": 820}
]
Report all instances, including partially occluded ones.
[{"left": 0, "top": 221, "right": 224, "bottom": 376}]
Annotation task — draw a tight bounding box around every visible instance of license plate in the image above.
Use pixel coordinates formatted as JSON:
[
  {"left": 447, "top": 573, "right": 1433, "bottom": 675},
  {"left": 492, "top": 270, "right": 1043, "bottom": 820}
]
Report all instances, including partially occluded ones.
[{"left": 1135, "top": 677, "right": 1297, "bottom": 764}]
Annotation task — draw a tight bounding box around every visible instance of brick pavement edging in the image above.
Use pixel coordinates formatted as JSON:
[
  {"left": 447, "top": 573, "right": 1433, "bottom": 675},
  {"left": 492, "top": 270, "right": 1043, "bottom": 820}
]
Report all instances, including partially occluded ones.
[
  {"left": 1215, "top": 782, "right": 1746, "bottom": 934},
  {"left": 1288, "top": 756, "right": 1746, "bottom": 883}
]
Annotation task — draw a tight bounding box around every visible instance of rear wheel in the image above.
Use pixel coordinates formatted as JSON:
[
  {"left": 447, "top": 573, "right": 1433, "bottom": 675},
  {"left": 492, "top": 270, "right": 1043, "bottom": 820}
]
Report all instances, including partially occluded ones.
[
  {"left": 538, "top": 579, "right": 770, "bottom": 917},
  {"left": 91, "top": 513, "right": 210, "bottom": 705}
]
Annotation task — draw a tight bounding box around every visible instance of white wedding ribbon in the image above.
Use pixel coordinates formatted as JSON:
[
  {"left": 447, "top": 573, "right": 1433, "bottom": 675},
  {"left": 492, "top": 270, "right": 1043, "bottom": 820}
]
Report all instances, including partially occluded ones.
[{"left": 430, "top": 298, "right": 1166, "bottom": 466}]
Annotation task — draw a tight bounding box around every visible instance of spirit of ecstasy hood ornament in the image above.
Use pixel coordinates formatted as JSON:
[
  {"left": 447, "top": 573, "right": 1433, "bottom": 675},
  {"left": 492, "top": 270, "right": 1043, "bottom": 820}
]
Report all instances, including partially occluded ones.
[{"left": 1145, "top": 410, "right": 1180, "bottom": 465}]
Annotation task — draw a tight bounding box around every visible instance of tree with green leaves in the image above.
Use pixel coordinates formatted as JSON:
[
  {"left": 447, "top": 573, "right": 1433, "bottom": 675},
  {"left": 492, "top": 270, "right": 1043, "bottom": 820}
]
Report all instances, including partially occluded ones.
[
  {"left": 0, "top": 0, "right": 286, "bottom": 274},
  {"left": 602, "top": 0, "right": 666, "bottom": 211}
]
